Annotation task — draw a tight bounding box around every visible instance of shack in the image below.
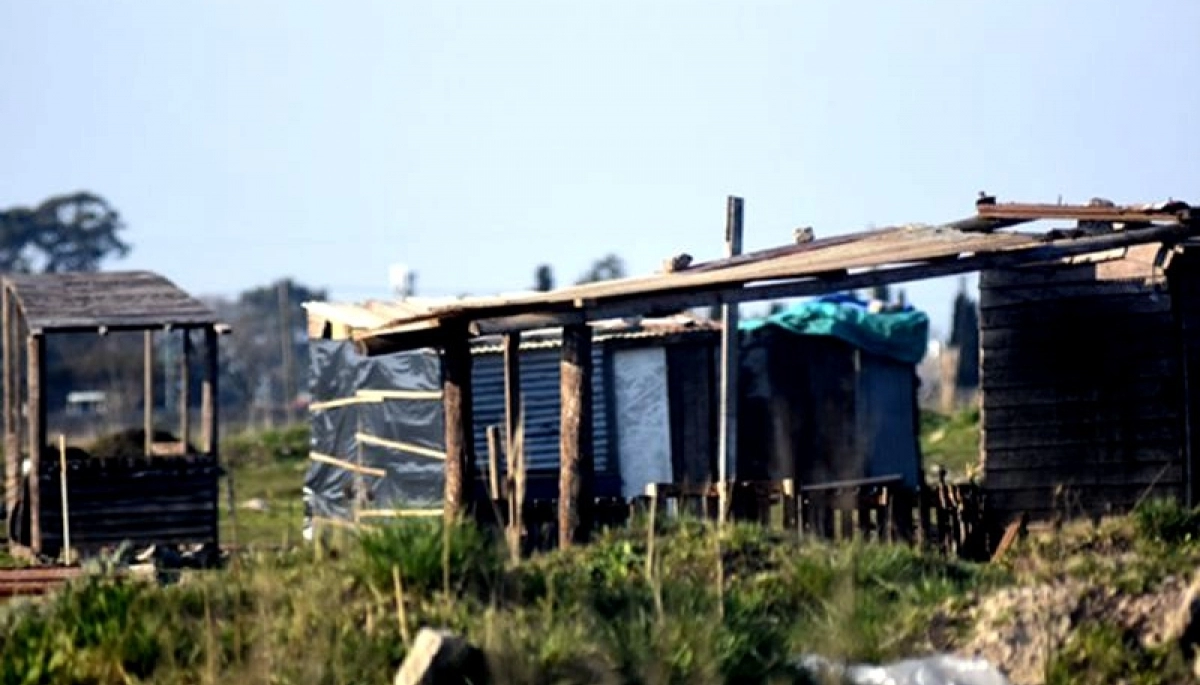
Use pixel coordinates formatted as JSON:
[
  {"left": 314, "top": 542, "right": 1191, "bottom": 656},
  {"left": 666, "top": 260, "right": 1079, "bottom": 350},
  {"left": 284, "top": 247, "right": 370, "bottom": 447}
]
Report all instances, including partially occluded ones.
[
  {"left": 738, "top": 295, "right": 929, "bottom": 489},
  {"left": 2, "top": 271, "right": 226, "bottom": 558},
  {"left": 302, "top": 304, "right": 720, "bottom": 529},
  {"left": 303, "top": 295, "right": 931, "bottom": 530},
  {"left": 348, "top": 197, "right": 1200, "bottom": 547},
  {"left": 979, "top": 242, "right": 1200, "bottom": 523}
]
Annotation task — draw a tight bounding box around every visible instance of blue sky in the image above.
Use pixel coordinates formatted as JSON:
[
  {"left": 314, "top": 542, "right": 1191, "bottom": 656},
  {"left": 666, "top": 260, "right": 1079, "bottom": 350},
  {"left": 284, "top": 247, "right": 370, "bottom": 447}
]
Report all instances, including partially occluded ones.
[{"left": 2, "top": 1, "right": 1198, "bottom": 337}]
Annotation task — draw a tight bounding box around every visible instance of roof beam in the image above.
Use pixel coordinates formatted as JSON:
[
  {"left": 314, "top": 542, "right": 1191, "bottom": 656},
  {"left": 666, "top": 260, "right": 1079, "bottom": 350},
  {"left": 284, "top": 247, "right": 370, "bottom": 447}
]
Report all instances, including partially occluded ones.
[{"left": 356, "top": 220, "right": 1200, "bottom": 356}]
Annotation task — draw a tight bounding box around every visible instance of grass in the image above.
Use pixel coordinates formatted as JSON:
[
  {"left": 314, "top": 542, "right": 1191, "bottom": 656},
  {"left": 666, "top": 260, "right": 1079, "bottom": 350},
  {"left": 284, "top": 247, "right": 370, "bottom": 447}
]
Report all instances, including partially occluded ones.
[
  {"left": 8, "top": 423, "right": 1200, "bottom": 683},
  {"left": 0, "top": 519, "right": 1004, "bottom": 685},
  {"left": 219, "top": 425, "right": 308, "bottom": 548},
  {"left": 919, "top": 408, "right": 981, "bottom": 481}
]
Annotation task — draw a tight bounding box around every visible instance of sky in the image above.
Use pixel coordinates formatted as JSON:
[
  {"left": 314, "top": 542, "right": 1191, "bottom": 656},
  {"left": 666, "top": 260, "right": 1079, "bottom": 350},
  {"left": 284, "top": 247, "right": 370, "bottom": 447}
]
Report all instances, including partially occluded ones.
[{"left": 2, "top": 1, "right": 1198, "bottom": 338}]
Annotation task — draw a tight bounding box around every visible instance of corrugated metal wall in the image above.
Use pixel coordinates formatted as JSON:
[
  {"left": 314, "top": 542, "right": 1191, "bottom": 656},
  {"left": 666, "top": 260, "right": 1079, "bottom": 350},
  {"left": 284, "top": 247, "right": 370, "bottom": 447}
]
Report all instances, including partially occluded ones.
[
  {"left": 472, "top": 345, "right": 610, "bottom": 473},
  {"left": 980, "top": 248, "right": 1186, "bottom": 522}
]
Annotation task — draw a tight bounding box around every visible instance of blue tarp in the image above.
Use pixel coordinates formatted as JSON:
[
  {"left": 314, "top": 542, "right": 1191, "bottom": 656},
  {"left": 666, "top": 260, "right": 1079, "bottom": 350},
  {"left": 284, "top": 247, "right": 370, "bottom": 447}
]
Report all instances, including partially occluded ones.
[{"left": 740, "top": 295, "right": 930, "bottom": 365}]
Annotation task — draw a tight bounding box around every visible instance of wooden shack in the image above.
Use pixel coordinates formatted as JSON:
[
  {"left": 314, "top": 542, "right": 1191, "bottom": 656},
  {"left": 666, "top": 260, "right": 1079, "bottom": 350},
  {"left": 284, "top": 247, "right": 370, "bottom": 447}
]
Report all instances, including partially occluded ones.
[
  {"left": 302, "top": 303, "right": 721, "bottom": 530},
  {"left": 2, "top": 271, "right": 226, "bottom": 558},
  {"left": 349, "top": 198, "right": 1200, "bottom": 547},
  {"left": 980, "top": 243, "right": 1200, "bottom": 523}
]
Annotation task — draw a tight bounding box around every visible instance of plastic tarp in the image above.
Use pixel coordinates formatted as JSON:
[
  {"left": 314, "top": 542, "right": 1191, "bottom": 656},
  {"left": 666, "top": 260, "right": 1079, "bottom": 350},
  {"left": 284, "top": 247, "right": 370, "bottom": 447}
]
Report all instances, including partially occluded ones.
[
  {"left": 304, "top": 340, "right": 444, "bottom": 533},
  {"left": 741, "top": 295, "right": 930, "bottom": 365},
  {"left": 796, "top": 654, "right": 1011, "bottom": 685}
]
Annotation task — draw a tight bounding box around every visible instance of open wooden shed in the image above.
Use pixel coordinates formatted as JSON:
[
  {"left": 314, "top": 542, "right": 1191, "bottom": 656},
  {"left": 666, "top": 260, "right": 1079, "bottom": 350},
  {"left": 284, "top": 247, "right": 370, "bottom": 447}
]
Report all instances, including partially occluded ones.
[{"left": 2, "top": 271, "right": 226, "bottom": 558}]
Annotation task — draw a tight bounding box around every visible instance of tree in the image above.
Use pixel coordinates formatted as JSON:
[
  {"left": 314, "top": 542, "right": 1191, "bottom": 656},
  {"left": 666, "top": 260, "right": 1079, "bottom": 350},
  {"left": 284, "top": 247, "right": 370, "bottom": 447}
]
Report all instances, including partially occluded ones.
[
  {"left": 533, "top": 264, "right": 555, "bottom": 292},
  {"left": 948, "top": 278, "right": 979, "bottom": 389},
  {"left": 576, "top": 254, "right": 626, "bottom": 285},
  {"left": 216, "top": 278, "right": 329, "bottom": 424},
  {"left": 0, "top": 192, "right": 130, "bottom": 273}
]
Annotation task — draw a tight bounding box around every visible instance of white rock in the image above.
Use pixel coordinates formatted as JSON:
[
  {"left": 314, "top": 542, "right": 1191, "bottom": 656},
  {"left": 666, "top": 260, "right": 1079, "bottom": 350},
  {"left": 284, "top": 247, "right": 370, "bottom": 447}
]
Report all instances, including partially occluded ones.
[{"left": 395, "top": 627, "right": 488, "bottom": 685}]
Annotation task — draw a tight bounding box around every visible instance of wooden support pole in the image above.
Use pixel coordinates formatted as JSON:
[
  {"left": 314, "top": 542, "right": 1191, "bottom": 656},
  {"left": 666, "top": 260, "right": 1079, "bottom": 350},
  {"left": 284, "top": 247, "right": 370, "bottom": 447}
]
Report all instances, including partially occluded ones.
[
  {"left": 58, "top": 435, "right": 70, "bottom": 564},
  {"left": 203, "top": 327, "right": 225, "bottom": 548},
  {"left": 27, "top": 334, "right": 44, "bottom": 555},
  {"left": 2, "top": 288, "right": 17, "bottom": 526},
  {"left": 559, "top": 323, "right": 593, "bottom": 548},
  {"left": 502, "top": 332, "right": 521, "bottom": 476},
  {"left": 144, "top": 330, "right": 154, "bottom": 455},
  {"left": 718, "top": 196, "right": 744, "bottom": 525},
  {"left": 486, "top": 425, "right": 501, "bottom": 500},
  {"left": 441, "top": 328, "right": 475, "bottom": 523},
  {"left": 202, "top": 328, "right": 218, "bottom": 455},
  {"left": 180, "top": 331, "right": 192, "bottom": 450}
]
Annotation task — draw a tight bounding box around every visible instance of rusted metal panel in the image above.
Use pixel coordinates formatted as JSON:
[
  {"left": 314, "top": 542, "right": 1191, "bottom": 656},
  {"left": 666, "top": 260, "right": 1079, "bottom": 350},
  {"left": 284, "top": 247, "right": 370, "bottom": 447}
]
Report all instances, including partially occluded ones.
[{"left": 2, "top": 271, "right": 220, "bottom": 333}]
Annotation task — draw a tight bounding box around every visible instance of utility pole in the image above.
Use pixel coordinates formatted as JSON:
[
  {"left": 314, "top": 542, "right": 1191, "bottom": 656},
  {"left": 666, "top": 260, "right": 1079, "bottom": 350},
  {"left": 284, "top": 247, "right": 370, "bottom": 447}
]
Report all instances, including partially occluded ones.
[{"left": 718, "top": 196, "right": 744, "bottom": 526}]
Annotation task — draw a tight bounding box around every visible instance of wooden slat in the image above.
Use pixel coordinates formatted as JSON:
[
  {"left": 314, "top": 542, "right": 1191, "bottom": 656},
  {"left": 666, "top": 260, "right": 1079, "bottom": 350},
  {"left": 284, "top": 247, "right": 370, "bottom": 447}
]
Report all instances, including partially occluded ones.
[
  {"left": 982, "top": 379, "right": 1177, "bottom": 407},
  {"left": 982, "top": 419, "right": 1180, "bottom": 450},
  {"left": 984, "top": 444, "right": 1180, "bottom": 468},
  {"left": 988, "top": 483, "right": 1183, "bottom": 514},
  {"left": 983, "top": 404, "right": 1178, "bottom": 430},
  {"left": 984, "top": 463, "right": 1184, "bottom": 490}
]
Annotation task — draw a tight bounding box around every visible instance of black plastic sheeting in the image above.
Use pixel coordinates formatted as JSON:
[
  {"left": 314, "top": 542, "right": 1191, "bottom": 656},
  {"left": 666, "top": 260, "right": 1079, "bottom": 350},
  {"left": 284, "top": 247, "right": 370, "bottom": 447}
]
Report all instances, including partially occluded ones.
[{"left": 305, "top": 340, "right": 444, "bottom": 527}]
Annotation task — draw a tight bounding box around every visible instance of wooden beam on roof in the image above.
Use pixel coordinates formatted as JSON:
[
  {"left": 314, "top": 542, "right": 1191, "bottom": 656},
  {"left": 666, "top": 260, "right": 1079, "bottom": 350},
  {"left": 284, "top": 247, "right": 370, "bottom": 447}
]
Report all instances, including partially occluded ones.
[
  {"left": 559, "top": 323, "right": 594, "bottom": 548},
  {"left": 442, "top": 326, "right": 475, "bottom": 523},
  {"left": 357, "top": 220, "right": 1200, "bottom": 355},
  {"left": 478, "top": 222, "right": 1200, "bottom": 332}
]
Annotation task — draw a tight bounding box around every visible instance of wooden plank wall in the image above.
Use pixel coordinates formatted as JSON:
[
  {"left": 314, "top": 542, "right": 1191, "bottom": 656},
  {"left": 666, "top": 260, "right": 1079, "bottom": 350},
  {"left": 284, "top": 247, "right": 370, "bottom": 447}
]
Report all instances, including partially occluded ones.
[
  {"left": 28, "top": 455, "right": 221, "bottom": 555},
  {"left": 980, "top": 246, "right": 1186, "bottom": 523},
  {"left": 1168, "top": 249, "right": 1200, "bottom": 503}
]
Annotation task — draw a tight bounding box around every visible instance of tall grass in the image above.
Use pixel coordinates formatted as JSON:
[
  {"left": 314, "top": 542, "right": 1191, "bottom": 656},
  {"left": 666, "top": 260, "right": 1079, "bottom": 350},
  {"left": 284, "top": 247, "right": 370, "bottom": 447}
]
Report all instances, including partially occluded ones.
[{"left": 0, "top": 519, "right": 1002, "bottom": 684}]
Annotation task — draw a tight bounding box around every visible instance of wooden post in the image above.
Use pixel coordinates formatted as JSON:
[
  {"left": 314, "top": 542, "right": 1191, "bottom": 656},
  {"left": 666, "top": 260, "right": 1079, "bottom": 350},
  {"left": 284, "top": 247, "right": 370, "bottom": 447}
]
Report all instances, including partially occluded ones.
[
  {"left": 559, "top": 323, "right": 593, "bottom": 548},
  {"left": 202, "top": 328, "right": 218, "bottom": 455},
  {"left": 180, "top": 331, "right": 192, "bottom": 450},
  {"left": 718, "top": 196, "right": 744, "bottom": 525},
  {"left": 442, "top": 328, "right": 475, "bottom": 523},
  {"left": 58, "top": 435, "right": 70, "bottom": 563},
  {"left": 144, "top": 330, "right": 154, "bottom": 455},
  {"left": 27, "top": 334, "right": 44, "bottom": 554},
  {"left": 2, "top": 287, "right": 18, "bottom": 525},
  {"left": 203, "top": 327, "right": 225, "bottom": 548},
  {"left": 486, "top": 425, "right": 502, "bottom": 500},
  {"left": 502, "top": 332, "right": 521, "bottom": 479}
]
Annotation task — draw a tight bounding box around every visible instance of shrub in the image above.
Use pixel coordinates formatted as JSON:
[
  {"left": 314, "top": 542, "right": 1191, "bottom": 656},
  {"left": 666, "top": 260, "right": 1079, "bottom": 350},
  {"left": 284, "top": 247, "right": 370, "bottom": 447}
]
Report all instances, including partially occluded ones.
[{"left": 1133, "top": 498, "right": 1200, "bottom": 545}]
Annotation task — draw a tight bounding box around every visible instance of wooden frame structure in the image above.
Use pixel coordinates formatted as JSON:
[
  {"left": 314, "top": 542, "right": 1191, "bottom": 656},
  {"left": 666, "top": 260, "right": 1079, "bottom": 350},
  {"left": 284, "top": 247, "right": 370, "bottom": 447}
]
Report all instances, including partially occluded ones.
[
  {"left": 2, "top": 271, "right": 227, "bottom": 556},
  {"left": 354, "top": 196, "right": 1200, "bottom": 546}
]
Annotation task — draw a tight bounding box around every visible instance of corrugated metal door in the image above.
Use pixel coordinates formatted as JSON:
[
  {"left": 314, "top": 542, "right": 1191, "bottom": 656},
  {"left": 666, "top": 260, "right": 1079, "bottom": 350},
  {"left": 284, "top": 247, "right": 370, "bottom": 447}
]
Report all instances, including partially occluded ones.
[{"left": 472, "top": 346, "right": 610, "bottom": 473}]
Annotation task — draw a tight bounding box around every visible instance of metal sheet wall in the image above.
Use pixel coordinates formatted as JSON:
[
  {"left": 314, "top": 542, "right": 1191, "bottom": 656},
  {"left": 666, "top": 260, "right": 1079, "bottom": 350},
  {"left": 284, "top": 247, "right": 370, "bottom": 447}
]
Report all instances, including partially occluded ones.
[{"left": 471, "top": 345, "right": 610, "bottom": 473}]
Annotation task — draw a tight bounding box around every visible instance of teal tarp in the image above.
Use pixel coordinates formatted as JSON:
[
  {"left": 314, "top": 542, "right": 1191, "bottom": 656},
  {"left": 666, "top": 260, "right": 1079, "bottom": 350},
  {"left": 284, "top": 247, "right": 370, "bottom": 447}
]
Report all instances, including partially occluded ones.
[{"left": 740, "top": 299, "right": 930, "bottom": 365}]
